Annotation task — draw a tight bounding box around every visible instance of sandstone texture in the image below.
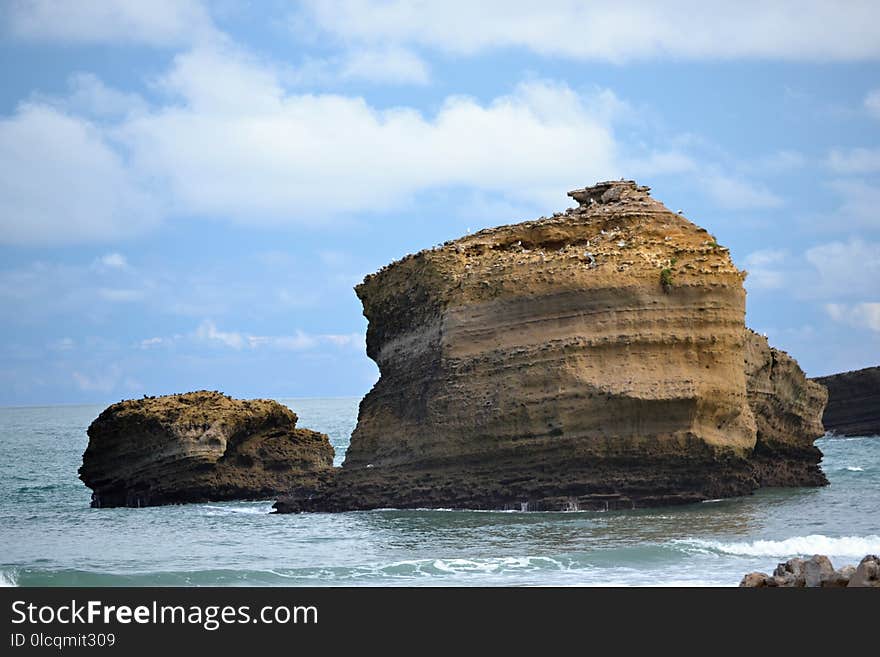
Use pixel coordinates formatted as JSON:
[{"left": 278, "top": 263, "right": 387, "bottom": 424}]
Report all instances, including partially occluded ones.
[
  {"left": 740, "top": 554, "right": 880, "bottom": 587},
  {"left": 276, "top": 181, "right": 827, "bottom": 513},
  {"left": 744, "top": 330, "right": 828, "bottom": 487},
  {"left": 813, "top": 366, "right": 880, "bottom": 437},
  {"left": 80, "top": 391, "right": 334, "bottom": 507}
]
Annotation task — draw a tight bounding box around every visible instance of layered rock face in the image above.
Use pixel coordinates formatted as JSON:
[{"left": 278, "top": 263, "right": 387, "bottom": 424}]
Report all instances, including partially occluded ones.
[
  {"left": 277, "top": 180, "right": 829, "bottom": 514},
  {"left": 80, "top": 391, "right": 334, "bottom": 507},
  {"left": 814, "top": 366, "right": 880, "bottom": 437},
  {"left": 744, "top": 331, "right": 828, "bottom": 487}
]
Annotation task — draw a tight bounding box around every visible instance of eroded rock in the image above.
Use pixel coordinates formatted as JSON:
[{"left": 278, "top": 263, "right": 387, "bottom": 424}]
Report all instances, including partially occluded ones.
[
  {"left": 80, "top": 391, "right": 334, "bottom": 507},
  {"left": 848, "top": 555, "right": 880, "bottom": 587},
  {"left": 276, "top": 181, "right": 827, "bottom": 513},
  {"left": 744, "top": 331, "right": 828, "bottom": 487}
]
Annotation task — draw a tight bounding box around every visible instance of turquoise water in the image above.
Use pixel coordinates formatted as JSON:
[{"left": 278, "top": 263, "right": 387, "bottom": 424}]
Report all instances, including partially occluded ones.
[{"left": 1, "top": 398, "right": 878, "bottom": 587}]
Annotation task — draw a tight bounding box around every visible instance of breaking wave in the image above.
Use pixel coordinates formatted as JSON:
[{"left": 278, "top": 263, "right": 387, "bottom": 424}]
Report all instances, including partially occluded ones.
[{"left": 680, "top": 534, "right": 880, "bottom": 558}]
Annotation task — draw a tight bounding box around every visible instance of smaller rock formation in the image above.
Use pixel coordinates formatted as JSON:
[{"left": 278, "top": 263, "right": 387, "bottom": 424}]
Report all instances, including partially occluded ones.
[
  {"left": 813, "top": 366, "right": 880, "bottom": 437},
  {"left": 744, "top": 331, "right": 828, "bottom": 487},
  {"left": 80, "top": 391, "right": 334, "bottom": 507},
  {"left": 739, "top": 554, "right": 879, "bottom": 587}
]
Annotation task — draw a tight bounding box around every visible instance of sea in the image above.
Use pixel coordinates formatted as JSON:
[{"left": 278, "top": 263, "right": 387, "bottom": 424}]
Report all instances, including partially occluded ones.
[{"left": 0, "top": 398, "right": 877, "bottom": 587}]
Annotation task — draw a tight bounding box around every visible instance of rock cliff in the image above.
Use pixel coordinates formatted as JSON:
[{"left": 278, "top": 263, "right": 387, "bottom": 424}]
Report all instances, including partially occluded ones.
[
  {"left": 813, "top": 366, "right": 880, "bottom": 437},
  {"left": 80, "top": 391, "right": 334, "bottom": 507},
  {"left": 276, "top": 180, "right": 828, "bottom": 513},
  {"left": 744, "top": 331, "right": 828, "bottom": 487}
]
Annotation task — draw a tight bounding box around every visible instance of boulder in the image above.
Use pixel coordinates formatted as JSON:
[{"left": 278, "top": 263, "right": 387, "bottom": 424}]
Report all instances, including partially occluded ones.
[
  {"left": 847, "top": 555, "right": 880, "bottom": 587},
  {"left": 773, "top": 557, "right": 807, "bottom": 587},
  {"left": 803, "top": 554, "right": 835, "bottom": 587},
  {"left": 80, "top": 391, "right": 334, "bottom": 507},
  {"left": 739, "top": 572, "right": 771, "bottom": 587}
]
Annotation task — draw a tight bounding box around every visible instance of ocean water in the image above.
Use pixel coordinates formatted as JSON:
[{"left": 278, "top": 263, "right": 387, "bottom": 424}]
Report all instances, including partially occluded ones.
[{"left": 0, "top": 398, "right": 878, "bottom": 587}]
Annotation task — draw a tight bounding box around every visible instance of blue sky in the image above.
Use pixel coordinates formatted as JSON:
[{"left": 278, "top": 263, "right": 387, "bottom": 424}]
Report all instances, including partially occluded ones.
[{"left": 1, "top": 0, "right": 879, "bottom": 406}]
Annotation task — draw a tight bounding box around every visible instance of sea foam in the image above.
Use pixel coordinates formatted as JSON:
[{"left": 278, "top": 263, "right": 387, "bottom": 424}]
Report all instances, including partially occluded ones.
[
  {"left": 0, "top": 570, "right": 18, "bottom": 587},
  {"left": 682, "top": 534, "right": 880, "bottom": 558}
]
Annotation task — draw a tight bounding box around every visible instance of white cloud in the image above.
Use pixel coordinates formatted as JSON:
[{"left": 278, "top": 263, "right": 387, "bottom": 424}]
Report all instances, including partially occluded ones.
[
  {"left": 866, "top": 89, "right": 880, "bottom": 119},
  {"left": 743, "top": 240, "right": 880, "bottom": 300},
  {"left": 195, "top": 319, "right": 245, "bottom": 349},
  {"left": 827, "top": 179, "right": 880, "bottom": 228},
  {"left": 193, "top": 320, "right": 361, "bottom": 351},
  {"left": 743, "top": 249, "right": 788, "bottom": 290},
  {"left": 338, "top": 47, "right": 430, "bottom": 85},
  {"left": 827, "top": 147, "right": 880, "bottom": 174},
  {"left": 0, "top": 103, "right": 160, "bottom": 245},
  {"left": 825, "top": 302, "right": 880, "bottom": 332},
  {"left": 97, "top": 287, "right": 143, "bottom": 302},
  {"left": 48, "top": 337, "right": 75, "bottom": 351},
  {"left": 804, "top": 239, "right": 880, "bottom": 298},
  {"left": 0, "top": 40, "right": 792, "bottom": 245},
  {"left": 6, "top": 0, "right": 218, "bottom": 46},
  {"left": 119, "top": 47, "right": 623, "bottom": 221},
  {"left": 754, "top": 150, "right": 806, "bottom": 174},
  {"left": 299, "top": 1, "right": 880, "bottom": 62},
  {"left": 94, "top": 253, "right": 129, "bottom": 270},
  {"left": 71, "top": 364, "right": 140, "bottom": 393},
  {"left": 745, "top": 249, "right": 788, "bottom": 268},
  {"left": 701, "top": 173, "right": 784, "bottom": 209},
  {"left": 60, "top": 73, "right": 147, "bottom": 118}
]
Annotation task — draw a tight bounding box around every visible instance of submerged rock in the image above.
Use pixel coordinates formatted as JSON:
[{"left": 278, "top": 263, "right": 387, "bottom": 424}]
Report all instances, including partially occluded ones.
[
  {"left": 740, "top": 555, "right": 879, "bottom": 587},
  {"left": 276, "top": 180, "right": 827, "bottom": 513},
  {"left": 813, "top": 366, "right": 880, "bottom": 437},
  {"left": 80, "top": 391, "right": 334, "bottom": 507}
]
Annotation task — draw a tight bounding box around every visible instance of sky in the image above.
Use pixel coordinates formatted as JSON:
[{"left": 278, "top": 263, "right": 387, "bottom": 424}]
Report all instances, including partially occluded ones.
[{"left": 0, "top": 0, "right": 878, "bottom": 406}]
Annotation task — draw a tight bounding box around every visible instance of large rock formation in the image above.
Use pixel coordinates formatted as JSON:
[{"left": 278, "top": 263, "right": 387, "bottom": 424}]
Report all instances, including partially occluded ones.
[
  {"left": 276, "top": 180, "right": 827, "bottom": 513},
  {"left": 744, "top": 331, "right": 828, "bottom": 487},
  {"left": 80, "top": 391, "right": 334, "bottom": 507},
  {"left": 813, "top": 366, "right": 880, "bottom": 437}
]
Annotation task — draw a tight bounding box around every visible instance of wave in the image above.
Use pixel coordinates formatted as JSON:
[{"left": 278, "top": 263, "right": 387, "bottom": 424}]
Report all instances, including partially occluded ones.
[
  {"left": 200, "top": 503, "right": 275, "bottom": 516},
  {"left": 680, "top": 534, "right": 880, "bottom": 558},
  {"left": 845, "top": 466, "right": 865, "bottom": 472},
  {"left": 3, "top": 557, "right": 577, "bottom": 587}
]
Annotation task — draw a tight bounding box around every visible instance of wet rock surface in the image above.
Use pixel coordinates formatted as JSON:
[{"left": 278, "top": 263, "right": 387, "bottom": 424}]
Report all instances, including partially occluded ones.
[{"left": 80, "top": 391, "right": 335, "bottom": 507}]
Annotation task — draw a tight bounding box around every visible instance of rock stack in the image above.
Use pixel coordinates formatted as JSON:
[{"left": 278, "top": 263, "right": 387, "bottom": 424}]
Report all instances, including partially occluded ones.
[
  {"left": 80, "top": 391, "right": 334, "bottom": 507},
  {"left": 275, "top": 180, "right": 828, "bottom": 513}
]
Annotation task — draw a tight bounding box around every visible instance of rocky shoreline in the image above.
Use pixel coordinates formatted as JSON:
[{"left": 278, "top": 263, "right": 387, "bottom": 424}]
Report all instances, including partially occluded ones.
[{"left": 740, "top": 554, "right": 880, "bottom": 587}]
